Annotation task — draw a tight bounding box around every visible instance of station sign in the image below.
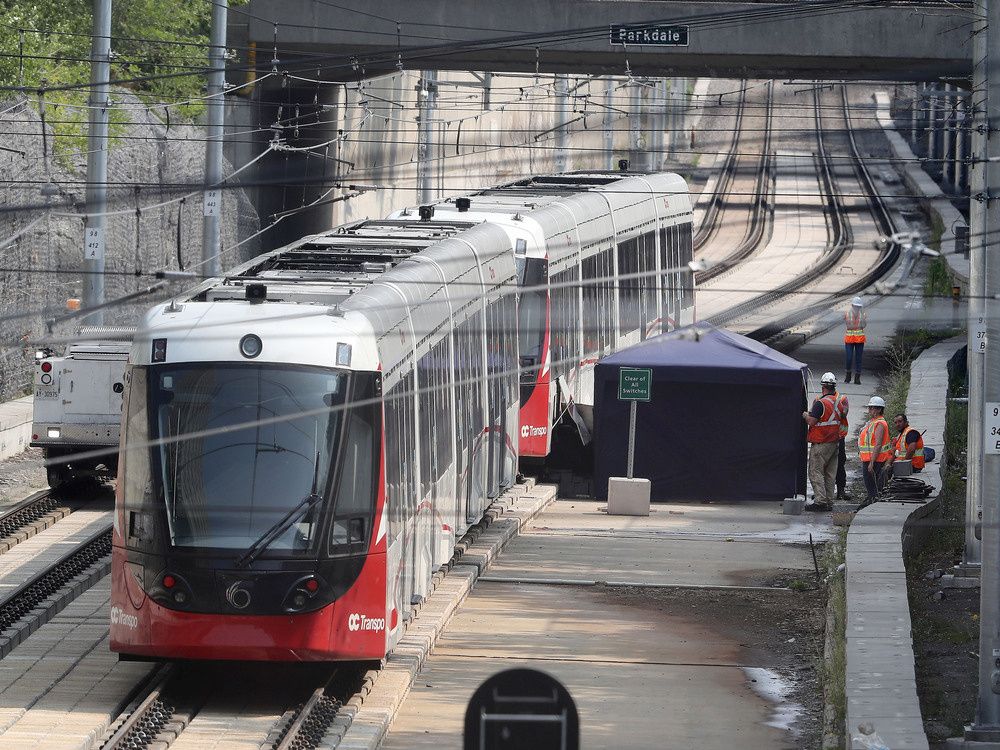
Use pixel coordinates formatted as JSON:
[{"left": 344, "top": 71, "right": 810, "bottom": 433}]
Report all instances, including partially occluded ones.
[
  {"left": 610, "top": 24, "right": 689, "bottom": 47},
  {"left": 618, "top": 367, "right": 652, "bottom": 401}
]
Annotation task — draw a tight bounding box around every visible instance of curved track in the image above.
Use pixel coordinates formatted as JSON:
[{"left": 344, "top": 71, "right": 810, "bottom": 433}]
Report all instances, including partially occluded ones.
[{"left": 698, "top": 85, "right": 898, "bottom": 339}]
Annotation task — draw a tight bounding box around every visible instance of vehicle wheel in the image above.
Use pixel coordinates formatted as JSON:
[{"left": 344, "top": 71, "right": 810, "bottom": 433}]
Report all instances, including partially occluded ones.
[{"left": 46, "top": 465, "right": 67, "bottom": 489}]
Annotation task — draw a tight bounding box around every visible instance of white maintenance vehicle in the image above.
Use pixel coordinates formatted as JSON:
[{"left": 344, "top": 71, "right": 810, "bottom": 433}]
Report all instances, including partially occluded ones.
[{"left": 31, "top": 328, "right": 133, "bottom": 488}]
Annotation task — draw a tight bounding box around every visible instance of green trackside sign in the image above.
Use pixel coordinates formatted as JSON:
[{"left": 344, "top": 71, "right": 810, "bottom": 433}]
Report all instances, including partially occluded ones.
[{"left": 618, "top": 367, "right": 652, "bottom": 401}]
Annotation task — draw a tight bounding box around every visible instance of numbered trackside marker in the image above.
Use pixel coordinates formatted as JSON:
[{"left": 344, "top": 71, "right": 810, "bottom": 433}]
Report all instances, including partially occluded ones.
[
  {"left": 203, "top": 189, "right": 221, "bottom": 217},
  {"left": 987, "top": 402, "right": 1000, "bottom": 455},
  {"left": 974, "top": 316, "right": 988, "bottom": 354},
  {"left": 84, "top": 226, "right": 105, "bottom": 261}
]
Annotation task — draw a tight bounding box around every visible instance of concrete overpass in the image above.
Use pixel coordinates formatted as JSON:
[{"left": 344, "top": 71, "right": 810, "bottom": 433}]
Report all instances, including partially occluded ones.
[{"left": 230, "top": 0, "right": 972, "bottom": 83}]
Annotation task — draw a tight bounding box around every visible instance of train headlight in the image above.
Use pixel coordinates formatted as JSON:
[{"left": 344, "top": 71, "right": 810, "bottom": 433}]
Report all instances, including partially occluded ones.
[
  {"left": 40, "top": 361, "right": 52, "bottom": 373},
  {"left": 47, "top": 428, "right": 60, "bottom": 438},
  {"left": 239, "top": 334, "right": 262, "bottom": 359},
  {"left": 40, "top": 374, "right": 52, "bottom": 385}
]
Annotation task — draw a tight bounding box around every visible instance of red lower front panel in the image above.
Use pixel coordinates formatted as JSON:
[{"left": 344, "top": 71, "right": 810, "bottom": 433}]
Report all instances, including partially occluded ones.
[
  {"left": 518, "top": 378, "right": 551, "bottom": 457},
  {"left": 110, "top": 546, "right": 387, "bottom": 662}
]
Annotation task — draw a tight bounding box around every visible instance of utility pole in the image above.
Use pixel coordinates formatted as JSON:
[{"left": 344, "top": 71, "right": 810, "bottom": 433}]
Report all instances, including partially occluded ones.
[
  {"left": 965, "top": 0, "right": 987, "bottom": 573},
  {"left": 416, "top": 70, "right": 436, "bottom": 204},
  {"left": 966, "top": 0, "right": 1000, "bottom": 740},
  {"left": 554, "top": 74, "right": 569, "bottom": 173},
  {"left": 82, "top": 0, "right": 112, "bottom": 325},
  {"left": 201, "top": 0, "right": 227, "bottom": 278},
  {"left": 605, "top": 77, "right": 616, "bottom": 170}
]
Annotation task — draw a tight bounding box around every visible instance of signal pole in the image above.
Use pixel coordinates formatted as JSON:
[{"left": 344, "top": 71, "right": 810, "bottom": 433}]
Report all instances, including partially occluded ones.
[
  {"left": 82, "top": 0, "right": 112, "bottom": 324},
  {"left": 966, "top": 0, "right": 1000, "bottom": 740},
  {"left": 201, "top": 0, "right": 227, "bottom": 277}
]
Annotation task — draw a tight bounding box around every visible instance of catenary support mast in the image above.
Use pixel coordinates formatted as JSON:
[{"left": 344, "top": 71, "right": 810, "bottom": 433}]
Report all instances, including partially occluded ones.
[
  {"left": 82, "top": 0, "right": 112, "bottom": 324},
  {"left": 201, "top": 0, "right": 227, "bottom": 277}
]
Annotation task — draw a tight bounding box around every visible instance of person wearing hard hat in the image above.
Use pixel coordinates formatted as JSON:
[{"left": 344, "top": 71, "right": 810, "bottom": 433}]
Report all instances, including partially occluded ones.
[
  {"left": 834, "top": 381, "right": 851, "bottom": 503},
  {"left": 802, "top": 372, "right": 845, "bottom": 511},
  {"left": 844, "top": 297, "right": 867, "bottom": 385},
  {"left": 891, "top": 413, "right": 925, "bottom": 472},
  {"left": 858, "top": 395, "right": 892, "bottom": 504}
]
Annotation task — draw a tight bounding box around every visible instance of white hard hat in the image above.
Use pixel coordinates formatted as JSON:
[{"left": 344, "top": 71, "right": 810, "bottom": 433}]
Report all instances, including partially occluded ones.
[
  {"left": 867, "top": 396, "right": 886, "bottom": 408},
  {"left": 851, "top": 296, "right": 864, "bottom": 307},
  {"left": 820, "top": 372, "right": 837, "bottom": 385}
]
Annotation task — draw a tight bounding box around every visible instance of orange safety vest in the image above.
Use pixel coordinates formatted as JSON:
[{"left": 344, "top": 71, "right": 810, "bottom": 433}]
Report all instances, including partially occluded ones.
[
  {"left": 859, "top": 416, "right": 892, "bottom": 463},
  {"left": 844, "top": 309, "right": 866, "bottom": 344},
  {"left": 807, "top": 394, "right": 842, "bottom": 444},
  {"left": 894, "top": 426, "right": 925, "bottom": 470},
  {"left": 835, "top": 393, "right": 849, "bottom": 439}
]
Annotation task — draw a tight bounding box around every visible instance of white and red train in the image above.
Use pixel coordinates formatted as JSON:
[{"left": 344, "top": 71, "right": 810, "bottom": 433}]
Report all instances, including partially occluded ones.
[{"left": 111, "top": 171, "right": 694, "bottom": 662}]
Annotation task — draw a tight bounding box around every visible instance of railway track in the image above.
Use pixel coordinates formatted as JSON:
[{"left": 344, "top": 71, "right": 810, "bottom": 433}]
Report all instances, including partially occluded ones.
[
  {"left": 746, "top": 86, "right": 900, "bottom": 347},
  {"left": 693, "top": 82, "right": 748, "bottom": 251},
  {"left": 0, "top": 488, "right": 73, "bottom": 553},
  {"left": 0, "top": 524, "right": 112, "bottom": 657},
  {"left": 704, "top": 85, "right": 899, "bottom": 339},
  {"left": 696, "top": 80, "right": 775, "bottom": 284},
  {"left": 100, "top": 661, "right": 369, "bottom": 750}
]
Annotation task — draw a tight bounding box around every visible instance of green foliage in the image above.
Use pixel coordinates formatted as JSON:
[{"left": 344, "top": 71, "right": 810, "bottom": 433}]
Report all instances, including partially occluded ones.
[
  {"left": 0, "top": 1, "right": 238, "bottom": 158},
  {"left": 924, "top": 256, "right": 954, "bottom": 298}
]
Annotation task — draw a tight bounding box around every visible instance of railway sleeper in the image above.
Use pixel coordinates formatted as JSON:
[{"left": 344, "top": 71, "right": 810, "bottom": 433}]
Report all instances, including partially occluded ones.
[{"left": 0, "top": 532, "right": 111, "bottom": 659}]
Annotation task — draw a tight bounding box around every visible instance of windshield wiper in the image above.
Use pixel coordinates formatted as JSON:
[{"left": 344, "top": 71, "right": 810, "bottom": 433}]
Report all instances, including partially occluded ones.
[{"left": 234, "top": 492, "right": 323, "bottom": 569}]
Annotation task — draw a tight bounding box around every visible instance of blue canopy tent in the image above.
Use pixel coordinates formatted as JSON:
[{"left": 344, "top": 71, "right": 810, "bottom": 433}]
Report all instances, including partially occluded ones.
[{"left": 593, "top": 324, "right": 809, "bottom": 502}]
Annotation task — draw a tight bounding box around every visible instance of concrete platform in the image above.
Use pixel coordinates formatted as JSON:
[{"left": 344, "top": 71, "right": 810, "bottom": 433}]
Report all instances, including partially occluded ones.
[
  {"left": 486, "top": 499, "right": 823, "bottom": 588},
  {"left": 376, "top": 496, "right": 828, "bottom": 750}
]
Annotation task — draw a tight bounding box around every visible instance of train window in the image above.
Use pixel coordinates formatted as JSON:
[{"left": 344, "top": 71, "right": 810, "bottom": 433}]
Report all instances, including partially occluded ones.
[
  {"left": 680, "top": 223, "right": 694, "bottom": 309},
  {"left": 518, "top": 258, "right": 547, "bottom": 386},
  {"left": 581, "top": 255, "right": 599, "bottom": 355},
  {"left": 328, "top": 408, "right": 376, "bottom": 555},
  {"left": 121, "top": 366, "right": 157, "bottom": 551},
  {"left": 385, "top": 381, "right": 403, "bottom": 542},
  {"left": 617, "top": 238, "right": 640, "bottom": 337},
  {"left": 143, "top": 364, "right": 356, "bottom": 554}
]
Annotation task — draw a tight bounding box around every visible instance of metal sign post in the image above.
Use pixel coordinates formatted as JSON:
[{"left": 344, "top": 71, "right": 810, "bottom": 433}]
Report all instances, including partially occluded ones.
[{"left": 618, "top": 367, "right": 652, "bottom": 479}]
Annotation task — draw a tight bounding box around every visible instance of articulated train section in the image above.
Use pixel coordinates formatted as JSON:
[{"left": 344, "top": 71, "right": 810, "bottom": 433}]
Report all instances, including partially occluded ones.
[{"left": 0, "top": 81, "right": 914, "bottom": 750}]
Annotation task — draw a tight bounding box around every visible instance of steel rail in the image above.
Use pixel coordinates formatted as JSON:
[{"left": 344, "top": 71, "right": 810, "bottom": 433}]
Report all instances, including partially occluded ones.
[
  {"left": 0, "top": 490, "right": 68, "bottom": 553},
  {"left": 0, "top": 524, "right": 112, "bottom": 639},
  {"left": 692, "top": 82, "right": 748, "bottom": 251},
  {"left": 272, "top": 671, "right": 346, "bottom": 750},
  {"left": 705, "top": 85, "right": 863, "bottom": 331},
  {"left": 746, "top": 86, "right": 901, "bottom": 346},
  {"left": 696, "top": 79, "right": 776, "bottom": 284},
  {"left": 100, "top": 663, "right": 179, "bottom": 750}
]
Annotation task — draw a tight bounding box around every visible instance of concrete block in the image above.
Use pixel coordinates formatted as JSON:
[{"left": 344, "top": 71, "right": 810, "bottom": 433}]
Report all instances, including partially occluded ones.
[{"left": 607, "top": 477, "right": 650, "bottom": 516}]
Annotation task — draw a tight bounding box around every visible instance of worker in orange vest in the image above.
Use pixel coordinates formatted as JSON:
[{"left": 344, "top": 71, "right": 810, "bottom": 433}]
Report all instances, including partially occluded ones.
[
  {"left": 802, "top": 372, "right": 844, "bottom": 511},
  {"left": 834, "top": 385, "right": 850, "bottom": 502},
  {"left": 858, "top": 395, "right": 892, "bottom": 504},
  {"left": 891, "top": 413, "right": 925, "bottom": 472},
  {"left": 844, "top": 297, "right": 867, "bottom": 385}
]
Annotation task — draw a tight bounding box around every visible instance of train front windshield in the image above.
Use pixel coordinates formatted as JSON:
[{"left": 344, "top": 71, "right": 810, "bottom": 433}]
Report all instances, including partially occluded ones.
[{"left": 124, "top": 364, "right": 377, "bottom": 555}]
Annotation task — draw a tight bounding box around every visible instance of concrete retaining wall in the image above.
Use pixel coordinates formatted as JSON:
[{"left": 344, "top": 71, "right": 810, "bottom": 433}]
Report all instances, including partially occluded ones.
[
  {"left": 0, "top": 396, "right": 33, "bottom": 462},
  {"left": 844, "top": 339, "right": 961, "bottom": 749},
  {"left": 873, "top": 92, "right": 969, "bottom": 287}
]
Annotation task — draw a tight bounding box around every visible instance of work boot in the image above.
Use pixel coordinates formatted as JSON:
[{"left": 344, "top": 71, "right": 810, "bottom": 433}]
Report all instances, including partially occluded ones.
[
  {"left": 837, "top": 488, "right": 849, "bottom": 503},
  {"left": 854, "top": 373, "right": 861, "bottom": 385},
  {"left": 845, "top": 371, "right": 851, "bottom": 383}
]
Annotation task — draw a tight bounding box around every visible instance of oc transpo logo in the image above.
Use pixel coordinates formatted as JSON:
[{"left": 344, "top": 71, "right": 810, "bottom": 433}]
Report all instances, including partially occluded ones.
[
  {"left": 520, "top": 425, "right": 547, "bottom": 439},
  {"left": 225, "top": 581, "right": 252, "bottom": 609},
  {"left": 347, "top": 613, "right": 386, "bottom": 632},
  {"left": 110, "top": 606, "right": 138, "bottom": 630}
]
